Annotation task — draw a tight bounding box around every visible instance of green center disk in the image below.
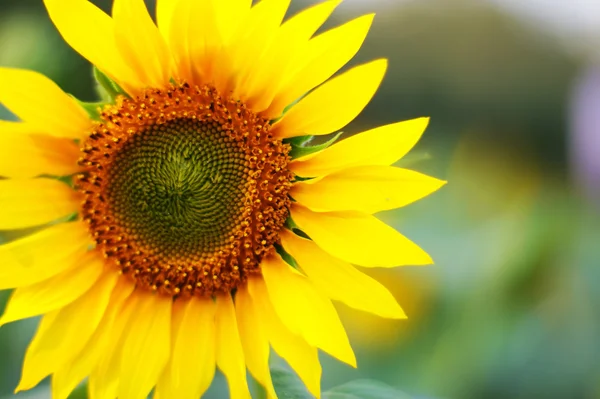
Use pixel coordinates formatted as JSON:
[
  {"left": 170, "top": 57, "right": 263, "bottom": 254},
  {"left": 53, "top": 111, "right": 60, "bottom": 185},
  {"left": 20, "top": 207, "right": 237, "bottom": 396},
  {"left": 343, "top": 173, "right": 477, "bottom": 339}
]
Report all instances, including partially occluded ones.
[{"left": 105, "top": 119, "right": 248, "bottom": 261}]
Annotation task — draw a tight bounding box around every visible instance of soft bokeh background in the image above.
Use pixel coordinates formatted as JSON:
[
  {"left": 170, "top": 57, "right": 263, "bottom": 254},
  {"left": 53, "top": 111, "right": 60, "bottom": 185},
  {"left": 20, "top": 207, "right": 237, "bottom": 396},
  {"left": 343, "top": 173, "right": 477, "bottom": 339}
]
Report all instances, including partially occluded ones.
[{"left": 1, "top": 0, "right": 599, "bottom": 398}]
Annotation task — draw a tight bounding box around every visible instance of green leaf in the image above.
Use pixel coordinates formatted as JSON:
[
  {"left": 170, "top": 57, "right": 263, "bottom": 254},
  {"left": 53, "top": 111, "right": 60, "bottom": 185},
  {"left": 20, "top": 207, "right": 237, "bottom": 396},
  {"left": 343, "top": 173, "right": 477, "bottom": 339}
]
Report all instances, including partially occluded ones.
[
  {"left": 271, "top": 365, "right": 415, "bottom": 399},
  {"left": 287, "top": 132, "right": 343, "bottom": 160},
  {"left": 323, "top": 380, "right": 413, "bottom": 399},
  {"left": 321, "top": 394, "right": 356, "bottom": 399},
  {"left": 93, "top": 66, "right": 128, "bottom": 101},
  {"left": 271, "top": 365, "right": 315, "bottom": 399}
]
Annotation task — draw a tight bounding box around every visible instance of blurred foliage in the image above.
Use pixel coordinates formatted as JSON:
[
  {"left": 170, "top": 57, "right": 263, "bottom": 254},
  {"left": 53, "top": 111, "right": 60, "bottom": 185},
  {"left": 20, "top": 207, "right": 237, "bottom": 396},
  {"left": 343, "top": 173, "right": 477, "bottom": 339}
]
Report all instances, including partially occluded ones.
[{"left": 0, "top": 0, "right": 599, "bottom": 399}]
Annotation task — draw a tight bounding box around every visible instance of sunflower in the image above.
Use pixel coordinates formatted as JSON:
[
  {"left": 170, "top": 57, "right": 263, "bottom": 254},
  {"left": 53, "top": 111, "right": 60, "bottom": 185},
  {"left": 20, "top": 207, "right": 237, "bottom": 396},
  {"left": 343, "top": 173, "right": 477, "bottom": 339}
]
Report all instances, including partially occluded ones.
[{"left": 0, "top": 0, "right": 445, "bottom": 398}]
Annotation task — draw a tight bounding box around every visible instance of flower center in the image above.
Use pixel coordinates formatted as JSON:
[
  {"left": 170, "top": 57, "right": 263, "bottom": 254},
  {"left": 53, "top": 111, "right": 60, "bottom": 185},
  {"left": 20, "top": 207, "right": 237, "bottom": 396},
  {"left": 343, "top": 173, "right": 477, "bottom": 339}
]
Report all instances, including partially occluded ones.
[
  {"left": 77, "top": 84, "right": 292, "bottom": 297},
  {"left": 106, "top": 119, "right": 248, "bottom": 260}
]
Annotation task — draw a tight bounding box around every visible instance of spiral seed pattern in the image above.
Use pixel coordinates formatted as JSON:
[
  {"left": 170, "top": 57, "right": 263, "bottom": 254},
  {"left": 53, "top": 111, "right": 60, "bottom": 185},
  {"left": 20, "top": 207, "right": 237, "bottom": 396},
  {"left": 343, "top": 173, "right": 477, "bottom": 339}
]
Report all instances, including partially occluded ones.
[
  {"left": 77, "top": 83, "right": 293, "bottom": 297},
  {"left": 106, "top": 119, "right": 248, "bottom": 260}
]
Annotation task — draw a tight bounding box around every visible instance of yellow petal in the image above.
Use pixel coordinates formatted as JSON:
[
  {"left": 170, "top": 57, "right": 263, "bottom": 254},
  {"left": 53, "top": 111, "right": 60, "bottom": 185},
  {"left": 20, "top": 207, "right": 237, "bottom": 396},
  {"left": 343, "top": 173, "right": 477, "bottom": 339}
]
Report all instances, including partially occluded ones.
[
  {"left": 13, "top": 312, "right": 57, "bottom": 392},
  {"left": 118, "top": 291, "right": 172, "bottom": 399},
  {"left": 0, "top": 222, "right": 91, "bottom": 290},
  {"left": 156, "top": 297, "right": 216, "bottom": 399},
  {"left": 0, "top": 120, "right": 33, "bottom": 134},
  {"left": 52, "top": 277, "right": 134, "bottom": 399},
  {"left": 278, "top": 0, "right": 343, "bottom": 47},
  {"left": 160, "top": 0, "right": 193, "bottom": 83},
  {"left": 16, "top": 268, "right": 118, "bottom": 392},
  {"left": 291, "top": 204, "right": 433, "bottom": 267},
  {"left": 266, "top": 14, "right": 374, "bottom": 119},
  {"left": 187, "top": 0, "right": 225, "bottom": 86},
  {"left": 244, "top": 0, "right": 342, "bottom": 112},
  {"left": 43, "top": 0, "right": 142, "bottom": 94},
  {"left": 0, "top": 68, "right": 90, "bottom": 138},
  {"left": 0, "top": 178, "right": 80, "bottom": 230},
  {"left": 89, "top": 291, "right": 139, "bottom": 399},
  {"left": 235, "top": 286, "right": 277, "bottom": 398},
  {"left": 165, "top": 0, "right": 236, "bottom": 88},
  {"left": 215, "top": 294, "right": 251, "bottom": 399},
  {"left": 291, "top": 166, "right": 446, "bottom": 214},
  {"left": 156, "top": 0, "right": 178, "bottom": 37},
  {"left": 280, "top": 229, "right": 405, "bottom": 319},
  {"left": 273, "top": 59, "right": 387, "bottom": 138},
  {"left": 0, "top": 129, "right": 81, "bottom": 178},
  {"left": 261, "top": 254, "right": 356, "bottom": 367},
  {"left": 0, "top": 252, "right": 102, "bottom": 326},
  {"left": 229, "top": 0, "right": 291, "bottom": 98},
  {"left": 290, "top": 118, "right": 430, "bottom": 177},
  {"left": 182, "top": 0, "right": 251, "bottom": 90},
  {"left": 156, "top": 0, "right": 188, "bottom": 82},
  {"left": 247, "top": 276, "right": 322, "bottom": 398},
  {"left": 112, "top": 0, "right": 171, "bottom": 89},
  {"left": 214, "top": 0, "right": 252, "bottom": 42}
]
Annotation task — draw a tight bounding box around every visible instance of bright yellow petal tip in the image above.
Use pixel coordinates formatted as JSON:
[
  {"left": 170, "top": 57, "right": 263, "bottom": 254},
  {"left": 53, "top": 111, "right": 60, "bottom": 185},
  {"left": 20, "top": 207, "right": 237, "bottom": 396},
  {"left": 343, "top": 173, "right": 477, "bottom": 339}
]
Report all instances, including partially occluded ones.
[
  {"left": 291, "top": 165, "right": 446, "bottom": 214},
  {"left": 290, "top": 117, "right": 431, "bottom": 177},
  {"left": 291, "top": 204, "right": 434, "bottom": 268},
  {"left": 262, "top": 254, "right": 357, "bottom": 367},
  {"left": 274, "top": 59, "right": 388, "bottom": 138},
  {"left": 280, "top": 229, "right": 407, "bottom": 320}
]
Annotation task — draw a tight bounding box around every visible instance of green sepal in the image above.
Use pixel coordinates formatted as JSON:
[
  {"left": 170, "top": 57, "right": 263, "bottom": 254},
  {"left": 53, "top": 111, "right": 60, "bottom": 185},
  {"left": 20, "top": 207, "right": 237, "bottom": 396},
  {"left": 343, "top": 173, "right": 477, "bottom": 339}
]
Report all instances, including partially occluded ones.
[
  {"left": 283, "top": 216, "right": 310, "bottom": 240},
  {"left": 286, "top": 131, "right": 343, "bottom": 160},
  {"left": 64, "top": 212, "right": 80, "bottom": 223},
  {"left": 275, "top": 243, "right": 299, "bottom": 269},
  {"left": 71, "top": 96, "right": 105, "bottom": 121},
  {"left": 287, "top": 135, "right": 313, "bottom": 147},
  {"left": 56, "top": 175, "right": 74, "bottom": 187},
  {"left": 270, "top": 95, "right": 305, "bottom": 124},
  {"left": 277, "top": 217, "right": 314, "bottom": 268},
  {"left": 292, "top": 175, "right": 314, "bottom": 182},
  {"left": 93, "top": 66, "right": 128, "bottom": 101},
  {"left": 67, "top": 382, "right": 88, "bottom": 399},
  {"left": 282, "top": 95, "right": 303, "bottom": 116},
  {"left": 284, "top": 215, "right": 299, "bottom": 231}
]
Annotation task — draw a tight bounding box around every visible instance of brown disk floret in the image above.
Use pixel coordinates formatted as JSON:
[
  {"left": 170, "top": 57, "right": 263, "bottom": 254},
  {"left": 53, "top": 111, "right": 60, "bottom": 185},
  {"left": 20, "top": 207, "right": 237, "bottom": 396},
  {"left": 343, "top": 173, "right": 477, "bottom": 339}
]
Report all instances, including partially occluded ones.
[{"left": 77, "top": 83, "right": 293, "bottom": 298}]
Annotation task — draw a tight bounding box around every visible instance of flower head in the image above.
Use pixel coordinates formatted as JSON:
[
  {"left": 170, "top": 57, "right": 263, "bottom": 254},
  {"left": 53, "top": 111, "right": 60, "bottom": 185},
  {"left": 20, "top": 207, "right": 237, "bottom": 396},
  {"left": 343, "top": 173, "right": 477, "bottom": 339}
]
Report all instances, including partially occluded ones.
[{"left": 0, "top": 0, "right": 445, "bottom": 398}]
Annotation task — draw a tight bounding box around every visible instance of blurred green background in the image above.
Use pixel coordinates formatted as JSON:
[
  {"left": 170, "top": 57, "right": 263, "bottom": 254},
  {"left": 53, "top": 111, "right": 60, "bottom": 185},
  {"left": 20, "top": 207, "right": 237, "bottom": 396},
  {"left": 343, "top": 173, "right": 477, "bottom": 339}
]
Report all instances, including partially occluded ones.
[{"left": 1, "top": 0, "right": 599, "bottom": 398}]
